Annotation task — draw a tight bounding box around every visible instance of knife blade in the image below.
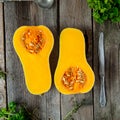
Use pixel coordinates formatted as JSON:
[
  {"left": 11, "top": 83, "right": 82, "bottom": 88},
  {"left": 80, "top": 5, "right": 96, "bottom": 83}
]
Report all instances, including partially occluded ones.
[{"left": 98, "top": 32, "right": 106, "bottom": 107}]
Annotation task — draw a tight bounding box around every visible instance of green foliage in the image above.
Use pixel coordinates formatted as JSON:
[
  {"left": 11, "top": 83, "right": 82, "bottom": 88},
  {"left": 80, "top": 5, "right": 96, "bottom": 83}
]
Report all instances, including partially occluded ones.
[
  {"left": 87, "top": 0, "right": 120, "bottom": 23},
  {"left": 0, "top": 102, "right": 31, "bottom": 120},
  {"left": 0, "top": 70, "right": 6, "bottom": 79}
]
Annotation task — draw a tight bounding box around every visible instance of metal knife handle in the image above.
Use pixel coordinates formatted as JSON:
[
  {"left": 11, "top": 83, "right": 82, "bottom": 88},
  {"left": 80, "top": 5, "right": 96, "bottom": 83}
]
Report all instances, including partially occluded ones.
[{"left": 100, "top": 76, "right": 106, "bottom": 107}]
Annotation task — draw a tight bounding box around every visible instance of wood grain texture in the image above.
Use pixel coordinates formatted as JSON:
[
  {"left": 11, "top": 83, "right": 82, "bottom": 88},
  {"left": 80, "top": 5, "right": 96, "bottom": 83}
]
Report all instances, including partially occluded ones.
[
  {"left": 60, "top": 0, "right": 93, "bottom": 119},
  {"left": 93, "top": 21, "right": 120, "bottom": 120},
  {"left": 33, "top": 1, "right": 60, "bottom": 119},
  {"left": 4, "top": 2, "right": 41, "bottom": 118},
  {"left": 3, "top": 0, "right": 120, "bottom": 119},
  {"left": 4, "top": 1, "right": 60, "bottom": 120},
  {"left": 0, "top": 3, "right": 6, "bottom": 108}
]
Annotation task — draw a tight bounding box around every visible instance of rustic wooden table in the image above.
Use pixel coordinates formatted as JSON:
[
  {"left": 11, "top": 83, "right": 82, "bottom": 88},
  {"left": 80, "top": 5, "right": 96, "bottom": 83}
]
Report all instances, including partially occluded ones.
[{"left": 0, "top": 0, "right": 120, "bottom": 120}]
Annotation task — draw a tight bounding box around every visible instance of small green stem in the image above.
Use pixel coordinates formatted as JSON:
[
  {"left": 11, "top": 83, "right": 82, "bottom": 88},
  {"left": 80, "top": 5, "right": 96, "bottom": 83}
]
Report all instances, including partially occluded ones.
[
  {"left": 64, "top": 99, "right": 92, "bottom": 120},
  {"left": 0, "top": 116, "right": 9, "bottom": 120},
  {"left": 0, "top": 70, "right": 7, "bottom": 79}
]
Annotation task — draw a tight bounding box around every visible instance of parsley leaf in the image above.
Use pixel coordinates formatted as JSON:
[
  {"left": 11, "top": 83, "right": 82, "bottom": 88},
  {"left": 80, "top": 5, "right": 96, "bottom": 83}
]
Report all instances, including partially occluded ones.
[
  {"left": 0, "top": 102, "right": 31, "bottom": 120},
  {"left": 87, "top": 0, "right": 120, "bottom": 23}
]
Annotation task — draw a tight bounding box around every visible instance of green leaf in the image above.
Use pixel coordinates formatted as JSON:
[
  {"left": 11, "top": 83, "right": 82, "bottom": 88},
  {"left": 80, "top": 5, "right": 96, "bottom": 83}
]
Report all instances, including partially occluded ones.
[
  {"left": 101, "top": 13, "right": 108, "bottom": 21},
  {"left": 115, "top": 0, "right": 120, "bottom": 4},
  {"left": 93, "top": 11, "right": 100, "bottom": 19},
  {"left": 0, "top": 108, "right": 7, "bottom": 117},
  {"left": 118, "top": 0, "right": 120, "bottom": 4},
  {"left": 87, "top": 0, "right": 120, "bottom": 23},
  {"left": 8, "top": 102, "right": 16, "bottom": 113},
  {"left": 0, "top": 101, "right": 32, "bottom": 120},
  {"left": 0, "top": 70, "right": 6, "bottom": 79},
  {"left": 100, "top": 8, "right": 107, "bottom": 13},
  {"left": 105, "top": 0, "right": 108, "bottom": 4}
]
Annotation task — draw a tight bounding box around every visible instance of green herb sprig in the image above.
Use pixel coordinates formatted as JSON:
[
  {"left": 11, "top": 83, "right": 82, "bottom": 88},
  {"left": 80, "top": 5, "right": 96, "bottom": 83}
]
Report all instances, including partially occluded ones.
[
  {"left": 87, "top": 0, "right": 120, "bottom": 23},
  {"left": 0, "top": 70, "right": 6, "bottom": 79},
  {"left": 64, "top": 99, "right": 92, "bottom": 120},
  {"left": 0, "top": 102, "right": 31, "bottom": 120}
]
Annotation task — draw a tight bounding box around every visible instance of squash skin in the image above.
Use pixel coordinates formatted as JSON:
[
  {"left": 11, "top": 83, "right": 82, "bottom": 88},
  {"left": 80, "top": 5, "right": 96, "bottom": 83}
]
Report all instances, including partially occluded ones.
[
  {"left": 13, "top": 25, "right": 54, "bottom": 95},
  {"left": 54, "top": 28, "right": 95, "bottom": 95}
]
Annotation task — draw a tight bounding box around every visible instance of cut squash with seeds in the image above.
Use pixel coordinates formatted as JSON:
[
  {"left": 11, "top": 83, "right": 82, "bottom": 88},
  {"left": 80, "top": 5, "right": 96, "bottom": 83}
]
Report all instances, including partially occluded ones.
[
  {"left": 54, "top": 28, "right": 95, "bottom": 95},
  {"left": 13, "top": 25, "right": 54, "bottom": 95}
]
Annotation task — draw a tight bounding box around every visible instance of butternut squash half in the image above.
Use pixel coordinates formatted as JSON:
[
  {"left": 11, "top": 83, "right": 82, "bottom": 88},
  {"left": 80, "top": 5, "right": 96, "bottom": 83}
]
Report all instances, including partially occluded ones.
[
  {"left": 13, "top": 25, "right": 54, "bottom": 95},
  {"left": 54, "top": 28, "right": 95, "bottom": 95}
]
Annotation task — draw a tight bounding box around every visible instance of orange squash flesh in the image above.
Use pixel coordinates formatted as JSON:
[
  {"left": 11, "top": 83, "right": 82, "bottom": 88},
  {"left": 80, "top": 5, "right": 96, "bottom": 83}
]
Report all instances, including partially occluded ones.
[
  {"left": 13, "top": 25, "right": 54, "bottom": 95},
  {"left": 54, "top": 28, "right": 95, "bottom": 95}
]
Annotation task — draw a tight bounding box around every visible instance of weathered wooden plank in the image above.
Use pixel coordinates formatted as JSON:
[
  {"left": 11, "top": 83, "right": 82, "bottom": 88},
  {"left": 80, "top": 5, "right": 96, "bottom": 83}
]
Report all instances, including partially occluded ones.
[
  {"left": 4, "top": 1, "right": 60, "bottom": 119},
  {"left": 93, "top": 22, "right": 120, "bottom": 119},
  {"left": 33, "top": 1, "right": 60, "bottom": 119},
  {"left": 60, "top": 0, "right": 93, "bottom": 119},
  {"left": 4, "top": 3, "right": 42, "bottom": 119},
  {"left": 0, "top": 3, "right": 6, "bottom": 108}
]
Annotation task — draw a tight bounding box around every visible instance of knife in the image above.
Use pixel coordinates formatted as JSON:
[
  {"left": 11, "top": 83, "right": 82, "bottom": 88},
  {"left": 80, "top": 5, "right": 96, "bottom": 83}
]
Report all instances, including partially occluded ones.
[{"left": 98, "top": 32, "right": 106, "bottom": 107}]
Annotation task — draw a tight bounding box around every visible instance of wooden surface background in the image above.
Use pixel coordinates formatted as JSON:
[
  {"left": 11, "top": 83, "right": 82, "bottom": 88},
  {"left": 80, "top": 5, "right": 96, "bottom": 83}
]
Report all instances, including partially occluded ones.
[{"left": 0, "top": 0, "right": 120, "bottom": 120}]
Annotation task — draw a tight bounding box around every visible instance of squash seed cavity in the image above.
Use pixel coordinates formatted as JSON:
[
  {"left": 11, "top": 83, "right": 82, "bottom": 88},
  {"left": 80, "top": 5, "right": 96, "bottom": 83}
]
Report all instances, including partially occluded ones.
[
  {"left": 62, "top": 67, "right": 87, "bottom": 90},
  {"left": 22, "top": 28, "right": 45, "bottom": 54}
]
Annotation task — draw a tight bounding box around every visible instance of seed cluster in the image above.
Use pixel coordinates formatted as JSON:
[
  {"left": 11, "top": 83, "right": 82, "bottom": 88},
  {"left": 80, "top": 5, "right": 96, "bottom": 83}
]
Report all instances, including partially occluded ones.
[
  {"left": 22, "top": 29, "right": 45, "bottom": 54},
  {"left": 62, "top": 67, "right": 87, "bottom": 90}
]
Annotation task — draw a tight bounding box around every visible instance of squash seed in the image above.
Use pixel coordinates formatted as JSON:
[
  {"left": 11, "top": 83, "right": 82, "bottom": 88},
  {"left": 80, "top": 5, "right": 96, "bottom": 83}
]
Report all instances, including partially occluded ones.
[
  {"left": 69, "top": 86, "right": 73, "bottom": 90},
  {"left": 22, "top": 28, "right": 45, "bottom": 54},
  {"left": 62, "top": 66, "right": 87, "bottom": 91},
  {"left": 79, "top": 80, "right": 85, "bottom": 83},
  {"left": 64, "top": 81, "right": 69, "bottom": 85},
  {"left": 29, "top": 42, "right": 34, "bottom": 47},
  {"left": 29, "top": 50, "right": 34, "bottom": 53}
]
